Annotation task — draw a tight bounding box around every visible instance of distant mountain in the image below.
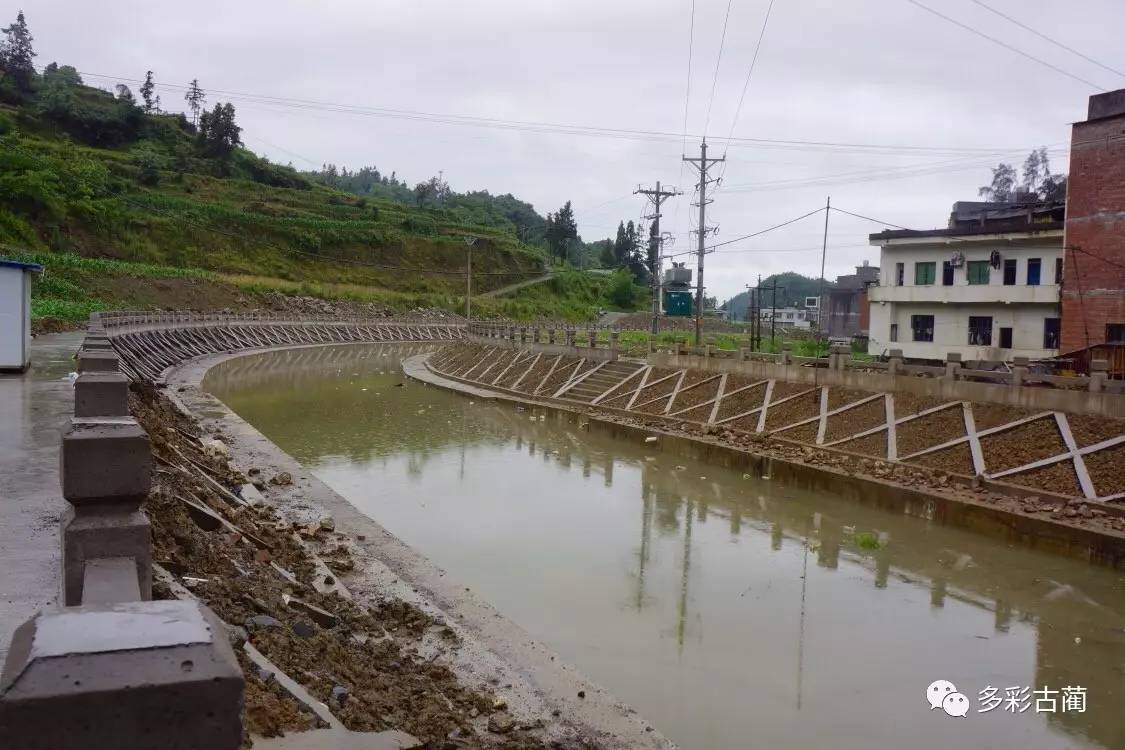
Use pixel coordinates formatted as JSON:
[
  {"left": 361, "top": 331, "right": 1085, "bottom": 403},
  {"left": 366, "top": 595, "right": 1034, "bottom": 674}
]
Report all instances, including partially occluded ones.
[{"left": 723, "top": 272, "right": 834, "bottom": 320}]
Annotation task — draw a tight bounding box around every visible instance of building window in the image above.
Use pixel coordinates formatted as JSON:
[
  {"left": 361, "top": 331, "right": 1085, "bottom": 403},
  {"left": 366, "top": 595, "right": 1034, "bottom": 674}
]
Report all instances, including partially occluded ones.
[
  {"left": 999, "top": 327, "right": 1013, "bottom": 348},
  {"left": 1027, "top": 258, "right": 1041, "bottom": 286},
  {"left": 967, "top": 261, "right": 990, "bottom": 285},
  {"left": 895, "top": 262, "right": 905, "bottom": 286},
  {"left": 890, "top": 323, "right": 898, "bottom": 342},
  {"left": 1044, "top": 318, "right": 1061, "bottom": 349},
  {"left": 914, "top": 262, "right": 936, "bottom": 285},
  {"left": 1003, "top": 259, "right": 1017, "bottom": 285},
  {"left": 942, "top": 261, "right": 954, "bottom": 286},
  {"left": 911, "top": 315, "right": 934, "bottom": 342},
  {"left": 1055, "top": 257, "right": 1063, "bottom": 284},
  {"left": 1108, "top": 323, "right": 1125, "bottom": 344},
  {"left": 968, "top": 316, "right": 993, "bottom": 346}
]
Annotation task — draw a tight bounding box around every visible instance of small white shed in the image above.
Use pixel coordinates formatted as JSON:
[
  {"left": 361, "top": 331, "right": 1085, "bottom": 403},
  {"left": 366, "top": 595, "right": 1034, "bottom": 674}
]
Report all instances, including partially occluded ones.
[{"left": 0, "top": 259, "right": 44, "bottom": 372}]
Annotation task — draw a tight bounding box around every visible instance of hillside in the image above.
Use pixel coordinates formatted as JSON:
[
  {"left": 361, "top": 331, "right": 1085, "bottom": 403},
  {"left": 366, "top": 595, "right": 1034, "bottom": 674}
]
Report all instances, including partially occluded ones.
[
  {"left": 723, "top": 272, "right": 834, "bottom": 321},
  {"left": 0, "top": 46, "right": 638, "bottom": 324}
]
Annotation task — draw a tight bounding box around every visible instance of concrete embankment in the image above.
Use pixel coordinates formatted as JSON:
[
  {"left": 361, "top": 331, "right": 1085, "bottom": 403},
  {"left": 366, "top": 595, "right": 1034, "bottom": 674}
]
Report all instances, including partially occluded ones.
[
  {"left": 166, "top": 346, "right": 675, "bottom": 749},
  {"left": 408, "top": 352, "right": 1125, "bottom": 569}
]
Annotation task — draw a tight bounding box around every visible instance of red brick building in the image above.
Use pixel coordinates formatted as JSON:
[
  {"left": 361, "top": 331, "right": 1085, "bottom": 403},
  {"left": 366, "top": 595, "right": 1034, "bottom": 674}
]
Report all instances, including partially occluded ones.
[{"left": 1061, "top": 90, "right": 1125, "bottom": 354}]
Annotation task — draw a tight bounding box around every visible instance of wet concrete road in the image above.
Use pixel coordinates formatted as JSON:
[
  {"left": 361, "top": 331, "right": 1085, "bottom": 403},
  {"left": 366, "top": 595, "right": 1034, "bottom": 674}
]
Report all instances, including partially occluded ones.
[
  {"left": 207, "top": 344, "right": 1125, "bottom": 750},
  {"left": 0, "top": 332, "right": 80, "bottom": 663}
]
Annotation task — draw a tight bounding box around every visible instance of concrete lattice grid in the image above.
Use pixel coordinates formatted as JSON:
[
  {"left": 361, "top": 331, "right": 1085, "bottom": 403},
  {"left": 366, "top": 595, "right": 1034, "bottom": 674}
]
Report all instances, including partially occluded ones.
[{"left": 432, "top": 344, "right": 1125, "bottom": 503}]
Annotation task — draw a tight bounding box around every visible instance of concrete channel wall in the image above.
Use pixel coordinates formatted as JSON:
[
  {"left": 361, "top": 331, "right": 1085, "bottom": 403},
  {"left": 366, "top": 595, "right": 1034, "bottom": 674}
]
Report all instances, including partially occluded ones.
[
  {"left": 468, "top": 322, "right": 1124, "bottom": 418},
  {"left": 0, "top": 315, "right": 244, "bottom": 748}
]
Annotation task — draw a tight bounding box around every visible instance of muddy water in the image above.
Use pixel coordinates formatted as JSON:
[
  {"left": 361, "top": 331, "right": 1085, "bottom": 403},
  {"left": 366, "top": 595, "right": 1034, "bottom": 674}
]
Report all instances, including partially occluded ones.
[{"left": 205, "top": 344, "right": 1125, "bottom": 750}]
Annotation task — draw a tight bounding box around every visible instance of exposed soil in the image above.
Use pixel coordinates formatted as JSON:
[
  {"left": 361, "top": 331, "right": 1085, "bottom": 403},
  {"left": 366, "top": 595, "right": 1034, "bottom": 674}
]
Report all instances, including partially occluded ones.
[
  {"left": 1082, "top": 443, "right": 1125, "bottom": 498},
  {"left": 774, "top": 422, "right": 821, "bottom": 444},
  {"left": 1005, "top": 460, "right": 1082, "bottom": 497},
  {"left": 970, "top": 402, "right": 1039, "bottom": 431},
  {"left": 538, "top": 357, "right": 583, "bottom": 396},
  {"left": 891, "top": 392, "right": 954, "bottom": 419},
  {"left": 1064, "top": 413, "right": 1125, "bottom": 448},
  {"left": 675, "top": 403, "right": 716, "bottom": 423},
  {"left": 494, "top": 352, "right": 538, "bottom": 390},
  {"left": 836, "top": 430, "right": 888, "bottom": 459},
  {"left": 823, "top": 398, "right": 886, "bottom": 444},
  {"left": 632, "top": 370, "right": 680, "bottom": 413},
  {"left": 978, "top": 417, "right": 1066, "bottom": 474},
  {"left": 896, "top": 407, "right": 966, "bottom": 457},
  {"left": 713, "top": 381, "right": 767, "bottom": 422},
  {"left": 131, "top": 382, "right": 571, "bottom": 748},
  {"left": 826, "top": 387, "right": 871, "bottom": 411},
  {"left": 517, "top": 355, "right": 562, "bottom": 395},
  {"left": 668, "top": 375, "right": 722, "bottom": 413},
  {"left": 31, "top": 317, "right": 83, "bottom": 336},
  {"left": 764, "top": 390, "right": 820, "bottom": 432},
  {"left": 905, "top": 442, "right": 975, "bottom": 476}
]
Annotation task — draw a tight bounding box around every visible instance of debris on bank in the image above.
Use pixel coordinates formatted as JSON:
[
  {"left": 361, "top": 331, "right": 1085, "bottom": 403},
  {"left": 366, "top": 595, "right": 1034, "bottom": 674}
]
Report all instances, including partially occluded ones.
[{"left": 131, "top": 383, "right": 591, "bottom": 748}]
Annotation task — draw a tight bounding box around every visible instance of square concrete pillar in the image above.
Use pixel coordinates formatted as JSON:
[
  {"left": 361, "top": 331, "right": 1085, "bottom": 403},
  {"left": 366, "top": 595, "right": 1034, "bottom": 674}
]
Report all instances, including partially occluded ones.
[
  {"left": 61, "top": 507, "right": 152, "bottom": 606},
  {"left": 944, "top": 352, "right": 962, "bottom": 380},
  {"left": 1090, "top": 359, "right": 1108, "bottom": 393},
  {"left": 74, "top": 373, "right": 130, "bottom": 418},
  {"left": 0, "top": 600, "right": 244, "bottom": 750},
  {"left": 888, "top": 348, "right": 903, "bottom": 375},
  {"left": 60, "top": 420, "right": 151, "bottom": 507},
  {"left": 77, "top": 350, "right": 119, "bottom": 374}
]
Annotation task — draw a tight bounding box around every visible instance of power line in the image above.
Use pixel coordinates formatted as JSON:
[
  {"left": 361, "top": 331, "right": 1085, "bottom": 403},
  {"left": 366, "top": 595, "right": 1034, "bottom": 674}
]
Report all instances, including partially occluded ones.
[
  {"left": 723, "top": 0, "right": 776, "bottom": 145},
  {"left": 665, "top": 205, "right": 826, "bottom": 257},
  {"left": 703, "top": 0, "right": 736, "bottom": 136},
  {"left": 829, "top": 206, "right": 915, "bottom": 231},
  {"left": 968, "top": 0, "right": 1125, "bottom": 80},
  {"left": 78, "top": 70, "right": 1051, "bottom": 156},
  {"left": 681, "top": 0, "right": 697, "bottom": 156},
  {"left": 903, "top": 0, "right": 1105, "bottom": 90}
]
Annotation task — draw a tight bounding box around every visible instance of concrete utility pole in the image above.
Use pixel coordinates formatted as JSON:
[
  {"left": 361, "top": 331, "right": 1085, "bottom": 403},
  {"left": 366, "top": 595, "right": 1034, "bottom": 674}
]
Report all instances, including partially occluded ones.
[
  {"left": 683, "top": 140, "right": 724, "bottom": 346},
  {"left": 464, "top": 236, "right": 477, "bottom": 321},
  {"left": 635, "top": 181, "right": 681, "bottom": 335}
]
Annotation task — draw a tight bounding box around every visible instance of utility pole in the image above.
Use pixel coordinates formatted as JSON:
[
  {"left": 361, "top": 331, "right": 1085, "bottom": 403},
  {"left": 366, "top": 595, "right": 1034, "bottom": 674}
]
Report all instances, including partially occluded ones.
[
  {"left": 746, "top": 281, "right": 758, "bottom": 351},
  {"left": 683, "top": 139, "right": 724, "bottom": 346},
  {"left": 816, "top": 196, "right": 831, "bottom": 350},
  {"left": 635, "top": 181, "right": 681, "bottom": 335},
  {"left": 464, "top": 235, "right": 477, "bottom": 321},
  {"left": 755, "top": 277, "right": 785, "bottom": 347}
]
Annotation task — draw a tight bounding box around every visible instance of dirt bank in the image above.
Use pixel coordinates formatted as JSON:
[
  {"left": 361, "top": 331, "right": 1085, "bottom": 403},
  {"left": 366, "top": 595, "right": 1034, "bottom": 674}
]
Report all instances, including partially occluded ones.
[{"left": 131, "top": 383, "right": 611, "bottom": 748}]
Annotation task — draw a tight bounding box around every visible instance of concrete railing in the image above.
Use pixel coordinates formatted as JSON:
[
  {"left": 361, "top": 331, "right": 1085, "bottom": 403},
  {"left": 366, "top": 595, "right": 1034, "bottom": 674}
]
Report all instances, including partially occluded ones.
[{"left": 0, "top": 316, "right": 244, "bottom": 747}]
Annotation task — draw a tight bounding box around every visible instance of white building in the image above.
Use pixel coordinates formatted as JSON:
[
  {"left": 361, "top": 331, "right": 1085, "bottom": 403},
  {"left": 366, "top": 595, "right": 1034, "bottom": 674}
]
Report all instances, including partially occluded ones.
[
  {"left": 0, "top": 259, "right": 43, "bottom": 372},
  {"left": 867, "top": 202, "right": 1063, "bottom": 361},
  {"left": 759, "top": 306, "right": 816, "bottom": 330}
]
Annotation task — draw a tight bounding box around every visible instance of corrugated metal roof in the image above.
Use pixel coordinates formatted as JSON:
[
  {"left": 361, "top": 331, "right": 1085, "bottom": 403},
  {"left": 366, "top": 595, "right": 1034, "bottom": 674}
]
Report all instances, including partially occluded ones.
[{"left": 0, "top": 259, "right": 44, "bottom": 273}]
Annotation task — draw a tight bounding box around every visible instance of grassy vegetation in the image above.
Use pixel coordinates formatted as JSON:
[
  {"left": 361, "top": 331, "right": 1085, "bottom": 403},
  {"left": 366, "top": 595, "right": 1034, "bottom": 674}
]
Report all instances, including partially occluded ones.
[{"left": 0, "top": 70, "right": 639, "bottom": 323}]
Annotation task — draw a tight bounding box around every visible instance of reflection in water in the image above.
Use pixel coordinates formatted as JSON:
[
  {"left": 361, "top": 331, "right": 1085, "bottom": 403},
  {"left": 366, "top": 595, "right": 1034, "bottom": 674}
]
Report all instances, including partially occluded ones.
[{"left": 207, "top": 345, "right": 1125, "bottom": 750}]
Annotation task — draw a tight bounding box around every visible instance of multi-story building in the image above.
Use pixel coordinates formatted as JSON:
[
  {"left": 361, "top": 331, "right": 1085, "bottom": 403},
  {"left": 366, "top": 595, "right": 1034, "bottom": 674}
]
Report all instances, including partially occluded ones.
[
  {"left": 1061, "top": 89, "right": 1125, "bottom": 358},
  {"left": 867, "top": 201, "right": 1064, "bottom": 361},
  {"left": 825, "top": 261, "right": 879, "bottom": 339}
]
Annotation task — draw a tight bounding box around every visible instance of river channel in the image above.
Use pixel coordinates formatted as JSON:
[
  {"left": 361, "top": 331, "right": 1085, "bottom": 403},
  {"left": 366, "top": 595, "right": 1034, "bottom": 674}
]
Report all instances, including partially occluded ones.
[{"left": 204, "top": 343, "right": 1125, "bottom": 750}]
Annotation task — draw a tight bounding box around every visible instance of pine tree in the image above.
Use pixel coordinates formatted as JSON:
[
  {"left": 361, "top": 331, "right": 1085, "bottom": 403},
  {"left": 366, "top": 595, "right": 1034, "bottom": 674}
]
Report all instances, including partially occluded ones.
[
  {"left": 139, "top": 70, "right": 156, "bottom": 113},
  {"left": 0, "top": 10, "right": 36, "bottom": 91},
  {"left": 184, "top": 79, "right": 206, "bottom": 127}
]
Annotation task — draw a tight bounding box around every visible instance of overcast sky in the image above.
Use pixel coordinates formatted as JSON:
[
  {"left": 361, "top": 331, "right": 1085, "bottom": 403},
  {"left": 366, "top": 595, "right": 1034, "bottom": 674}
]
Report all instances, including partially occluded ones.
[{"left": 25, "top": 0, "right": 1125, "bottom": 300}]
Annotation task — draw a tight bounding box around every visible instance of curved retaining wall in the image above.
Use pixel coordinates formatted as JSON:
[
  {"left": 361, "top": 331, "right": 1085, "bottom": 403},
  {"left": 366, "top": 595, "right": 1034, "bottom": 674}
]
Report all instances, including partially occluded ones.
[{"left": 98, "top": 311, "right": 465, "bottom": 383}]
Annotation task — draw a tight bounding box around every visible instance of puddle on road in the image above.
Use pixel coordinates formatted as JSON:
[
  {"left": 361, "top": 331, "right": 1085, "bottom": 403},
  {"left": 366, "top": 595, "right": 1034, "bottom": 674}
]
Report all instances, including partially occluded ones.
[{"left": 205, "top": 343, "right": 1125, "bottom": 750}]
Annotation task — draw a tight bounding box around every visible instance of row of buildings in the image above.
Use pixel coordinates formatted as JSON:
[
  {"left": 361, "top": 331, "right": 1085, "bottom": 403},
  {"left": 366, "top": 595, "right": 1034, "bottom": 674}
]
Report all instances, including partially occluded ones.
[{"left": 798, "top": 88, "right": 1124, "bottom": 369}]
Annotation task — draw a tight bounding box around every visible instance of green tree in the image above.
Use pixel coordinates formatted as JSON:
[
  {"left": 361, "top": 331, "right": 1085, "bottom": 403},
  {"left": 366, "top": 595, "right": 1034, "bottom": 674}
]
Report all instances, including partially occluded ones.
[
  {"left": 197, "top": 102, "right": 240, "bottom": 159},
  {"left": 546, "top": 200, "right": 577, "bottom": 262},
  {"left": 139, "top": 70, "right": 156, "bottom": 113},
  {"left": 607, "top": 269, "right": 637, "bottom": 308},
  {"left": 0, "top": 10, "right": 36, "bottom": 91},
  {"left": 184, "top": 79, "right": 205, "bottom": 127},
  {"left": 115, "top": 83, "right": 134, "bottom": 104},
  {"left": 978, "top": 163, "right": 1017, "bottom": 202}
]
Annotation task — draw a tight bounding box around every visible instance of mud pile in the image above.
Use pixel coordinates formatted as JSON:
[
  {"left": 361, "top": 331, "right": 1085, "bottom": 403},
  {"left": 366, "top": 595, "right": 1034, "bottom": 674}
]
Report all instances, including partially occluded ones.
[{"left": 131, "top": 384, "right": 575, "bottom": 748}]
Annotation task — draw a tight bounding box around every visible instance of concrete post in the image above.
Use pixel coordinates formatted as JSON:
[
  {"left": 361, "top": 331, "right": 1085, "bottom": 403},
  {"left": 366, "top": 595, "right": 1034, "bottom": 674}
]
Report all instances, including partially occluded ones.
[
  {"left": 519, "top": 326, "right": 527, "bottom": 344},
  {"left": 944, "top": 352, "right": 962, "bottom": 380},
  {"left": 704, "top": 344, "right": 713, "bottom": 358},
  {"left": 566, "top": 329, "right": 575, "bottom": 347},
  {"left": 781, "top": 344, "right": 793, "bottom": 367},
  {"left": 78, "top": 350, "right": 120, "bottom": 374},
  {"left": 508, "top": 326, "right": 516, "bottom": 342},
  {"left": 588, "top": 329, "right": 597, "bottom": 349},
  {"left": 0, "top": 599, "right": 244, "bottom": 749},
  {"left": 1090, "top": 359, "right": 1108, "bottom": 393},
  {"left": 888, "top": 349, "right": 904, "bottom": 375},
  {"left": 647, "top": 338, "right": 654, "bottom": 355},
  {"left": 548, "top": 328, "right": 556, "bottom": 344},
  {"left": 1011, "top": 355, "right": 1030, "bottom": 387},
  {"left": 610, "top": 330, "right": 619, "bottom": 351},
  {"left": 73, "top": 373, "right": 130, "bottom": 418},
  {"left": 59, "top": 419, "right": 153, "bottom": 606}
]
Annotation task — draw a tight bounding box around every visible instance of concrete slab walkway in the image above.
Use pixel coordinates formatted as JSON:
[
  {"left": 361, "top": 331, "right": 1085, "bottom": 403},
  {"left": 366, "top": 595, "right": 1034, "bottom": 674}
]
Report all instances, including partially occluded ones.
[{"left": 0, "top": 332, "right": 81, "bottom": 664}]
